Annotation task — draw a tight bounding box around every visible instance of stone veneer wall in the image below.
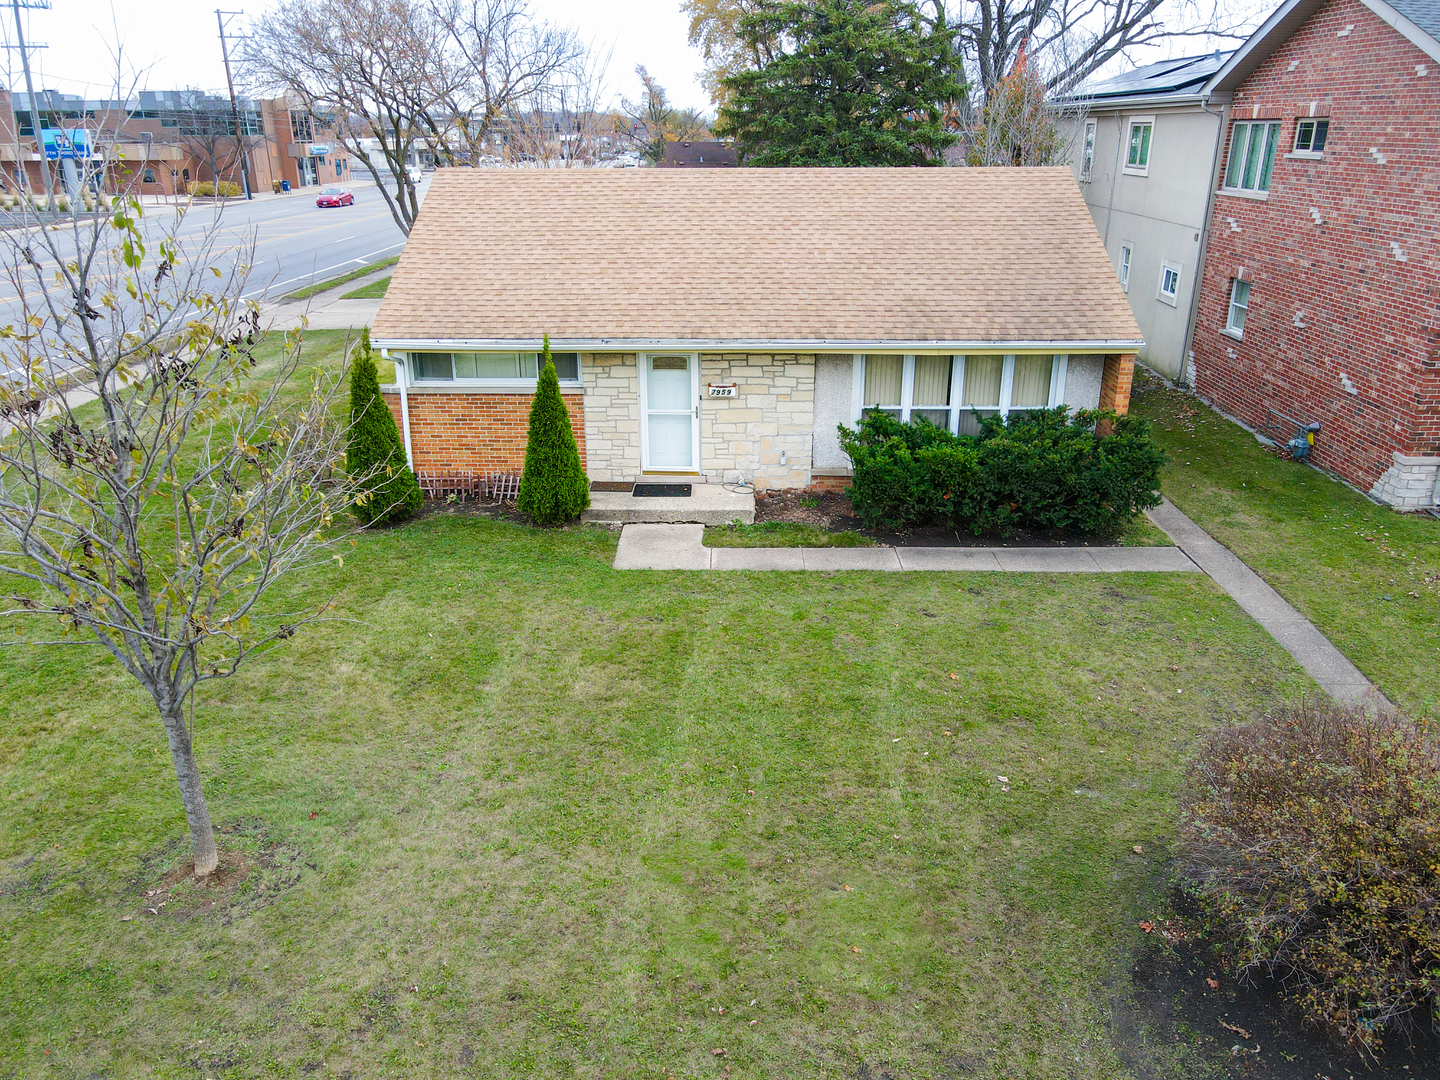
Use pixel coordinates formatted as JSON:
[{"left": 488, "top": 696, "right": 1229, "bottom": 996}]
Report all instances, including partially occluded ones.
[
  {"left": 700, "top": 354, "right": 815, "bottom": 489},
  {"left": 380, "top": 389, "right": 585, "bottom": 475},
  {"left": 1370, "top": 453, "right": 1440, "bottom": 509},
  {"left": 581, "top": 353, "right": 642, "bottom": 482}
]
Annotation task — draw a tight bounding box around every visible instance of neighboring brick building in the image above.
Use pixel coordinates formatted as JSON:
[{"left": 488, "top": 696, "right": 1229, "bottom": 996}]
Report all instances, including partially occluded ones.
[
  {"left": 1191, "top": 0, "right": 1440, "bottom": 508},
  {"left": 0, "top": 89, "right": 353, "bottom": 199}
]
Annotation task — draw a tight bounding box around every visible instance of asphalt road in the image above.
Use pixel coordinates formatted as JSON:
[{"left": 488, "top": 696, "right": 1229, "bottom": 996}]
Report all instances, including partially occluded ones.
[
  {"left": 0, "top": 179, "right": 414, "bottom": 359},
  {"left": 197, "top": 179, "right": 414, "bottom": 301}
]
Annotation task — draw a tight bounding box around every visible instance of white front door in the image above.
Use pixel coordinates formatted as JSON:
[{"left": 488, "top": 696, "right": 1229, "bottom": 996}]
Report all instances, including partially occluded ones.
[{"left": 642, "top": 353, "right": 699, "bottom": 471}]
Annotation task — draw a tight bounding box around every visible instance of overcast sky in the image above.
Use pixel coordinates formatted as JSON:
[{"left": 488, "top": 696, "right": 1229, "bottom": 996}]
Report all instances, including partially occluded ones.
[
  {"left": 6, "top": 0, "right": 1263, "bottom": 115},
  {"left": 3, "top": 0, "right": 714, "bottom": 112}
]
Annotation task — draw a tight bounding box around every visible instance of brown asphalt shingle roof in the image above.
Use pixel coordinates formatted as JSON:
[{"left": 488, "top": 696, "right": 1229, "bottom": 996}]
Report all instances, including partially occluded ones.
[{"left": 371, "top": 166, "right": 1143, "bottom": 349}]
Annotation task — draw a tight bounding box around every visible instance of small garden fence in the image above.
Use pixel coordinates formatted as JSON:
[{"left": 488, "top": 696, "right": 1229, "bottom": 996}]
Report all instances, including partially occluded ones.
[{"left": 417, "top": 471, "right": 521, "bottom": 503}]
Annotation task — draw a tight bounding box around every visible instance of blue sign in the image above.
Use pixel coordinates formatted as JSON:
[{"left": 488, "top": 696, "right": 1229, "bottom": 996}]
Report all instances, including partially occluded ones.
[
  {"left": 41, "top": 128, "right": 91, "bottom": 160},
  {"left": 307, "top": 143, "right": 331, "bottom": 156}
]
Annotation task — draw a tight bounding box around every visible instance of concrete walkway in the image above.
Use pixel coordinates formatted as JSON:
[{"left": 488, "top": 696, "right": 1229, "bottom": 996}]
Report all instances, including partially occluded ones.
[
  {"left": 262, "top": 264, "right": 392, "bottom": 332},
  {"left": 1146, "top": 499, "right": 1390, "bottom": 710},
  {"left": 612, "top": 523, "right": 1199, "bottom": 573}
]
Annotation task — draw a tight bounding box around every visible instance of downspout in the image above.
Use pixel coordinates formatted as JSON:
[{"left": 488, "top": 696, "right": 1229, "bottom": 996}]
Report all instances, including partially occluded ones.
[
  {"left": 381, "top": 348, "right": 414, "bottom": 471},
  {"left": 1179, "top": 92, "right": 1229, "bottom": 389}
]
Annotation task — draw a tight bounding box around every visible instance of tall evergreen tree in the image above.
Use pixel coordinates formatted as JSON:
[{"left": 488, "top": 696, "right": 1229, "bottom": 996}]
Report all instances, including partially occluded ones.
[
  {"left": 713, "top": 0, "right": 965, "bottom": 166},
  {"left": 347, "top": 329, "right": 422, "bottom": 526},
  {"left": 517, "top": 337, "right": 590, "bottom": 527}
]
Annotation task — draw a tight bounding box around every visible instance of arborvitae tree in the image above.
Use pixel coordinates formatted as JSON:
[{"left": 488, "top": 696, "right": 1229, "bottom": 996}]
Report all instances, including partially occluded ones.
[
  {"left": 347, "top": 329, "right": 422, "bottom": 526},
  {"left": 713, "top": 0, "right": 965, "bottom": 166},
  {"left": 518, "top": 336, "right": 590, "bottom": 526}
]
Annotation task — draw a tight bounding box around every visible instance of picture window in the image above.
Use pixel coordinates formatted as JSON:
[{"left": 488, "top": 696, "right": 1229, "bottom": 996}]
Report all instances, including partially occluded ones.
[
  {"left": 858, "top": 353, "right": 1066, "bottom": 436},
  {"left": 409, "top": 351, "right": 580, "bottom": 383},
  {"left": 1224, "top": 121, "right": 1282, "bottom": 193}
]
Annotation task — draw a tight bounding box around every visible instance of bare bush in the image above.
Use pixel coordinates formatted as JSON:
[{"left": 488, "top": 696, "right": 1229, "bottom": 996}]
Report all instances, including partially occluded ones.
[{"left": 1176, "top": 702, "right": 1440, "bottom": 1052}]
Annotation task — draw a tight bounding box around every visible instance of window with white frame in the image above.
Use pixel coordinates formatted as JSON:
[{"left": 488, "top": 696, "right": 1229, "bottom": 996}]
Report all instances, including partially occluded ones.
[
  {"left": 1157, "top": 261, "right": 1182, "bottom": 306},
  {"left": 1293, "top": 118, "right": 1329, "bottom": 155},
  {"left": 1118, "top": 244, "right": 1132, "bottom": 292},
  {"left": 1223, "top": 121, "right": 1282, "bottom": 194},
  {"left": 408, "top": 350, "right": 581, "bottom": 384},
  {"left": 1124, "top": 118, "right": 1153, "bottom": 174},
  {"left": 857, "top": 354, "right": 1068, "bottom": 436},
  {"left": 1080, "top": 119, "right": 1097, "bottom": 180},
  {"left": 1225, "top": 280, "right": 1251, "bottom": 335}
]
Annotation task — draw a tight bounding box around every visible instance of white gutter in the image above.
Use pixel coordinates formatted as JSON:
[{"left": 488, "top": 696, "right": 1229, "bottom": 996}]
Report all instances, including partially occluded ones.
[
  {"left": 380, "top": 348, "right": 414, "bottom": 471},
  {"left": 369, "top": 336, "right": 1146, "bottom": 353}
]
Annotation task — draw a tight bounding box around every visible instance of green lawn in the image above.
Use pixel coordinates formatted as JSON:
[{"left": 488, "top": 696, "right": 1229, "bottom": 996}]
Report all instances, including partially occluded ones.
[
  {"left": 1129, "top": 371, "right": 1440, "bottom": 715},
  {"left": 0, "top": 335, "right": 1319, "bottom": 1077},
  {"left": 341, "top": 275, "right": 391, "bottom": 300},
  {"left": 704, "top": 521, "right": 876, "bottom": 547},
  {"left": 284, "top": 257, "right": 400, "bottom": 301}
]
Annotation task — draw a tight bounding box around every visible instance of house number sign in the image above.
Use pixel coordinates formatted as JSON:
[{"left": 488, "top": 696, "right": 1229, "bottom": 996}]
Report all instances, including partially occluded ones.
[{"left": 707, "top": 383, "right": 738, "bottom": 398}]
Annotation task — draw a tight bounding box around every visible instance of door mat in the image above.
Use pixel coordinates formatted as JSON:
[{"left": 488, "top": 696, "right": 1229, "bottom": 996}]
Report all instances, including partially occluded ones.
[{"left": 632, "top": 483, "right": 693, "bottom": 498}]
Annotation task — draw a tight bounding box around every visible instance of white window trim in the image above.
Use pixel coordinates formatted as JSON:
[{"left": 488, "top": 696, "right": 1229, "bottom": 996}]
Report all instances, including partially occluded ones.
[
  {"left": 1119, "top": 244, "right": 1133, "bottom": 293},
  {"left": 1157, "top": 260, "right": 1182, "bottom": 307},
  {"left": 1292, "top": 118, "right": 1329, "bottom": 156},
  {"left": 1123, "top": 115, "right": 1155, "bottom": 176},
  {"left": 851, "top": 353, "right": 1070, "bottom": 433},
  {"left": 638, "top": 352, "right": 701, "bottom": 473},
  {"left": 404, "top": 350, "right": 584, "bottom": 391},
  {"left": 1224, "top": 280, "right": 1250, "bottom": 338},
  {"left": 1221, "top": 120, "right": 1282, "bottom": 196},
  {"left": 1080, "top": 119, "right": 1097, "bottom": 181}
]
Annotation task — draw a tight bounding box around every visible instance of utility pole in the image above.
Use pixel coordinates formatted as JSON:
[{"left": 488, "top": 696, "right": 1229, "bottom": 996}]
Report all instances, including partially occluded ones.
[
  {"left": 8, "top": 0, "right": 52, "bottom": 209},
  {"left": 216, "top": 9, "right": 253, "bottom": 200}
]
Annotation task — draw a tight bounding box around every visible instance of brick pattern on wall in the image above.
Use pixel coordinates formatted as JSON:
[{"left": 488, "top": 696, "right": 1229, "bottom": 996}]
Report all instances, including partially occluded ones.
[
  {"left": 1099, "top": 353, "right": 1137, "bottom": 415},
  {"left": 1190, "top": 0, "right": 1440, "bottom": 500},
  {"left": 381, "top": 391, "right": 586, "bottom": 475}
]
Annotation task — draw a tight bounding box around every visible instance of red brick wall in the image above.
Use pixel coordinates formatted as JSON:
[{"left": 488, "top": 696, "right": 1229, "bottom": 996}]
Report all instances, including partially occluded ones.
[
  {"left": 381, "top": 391, "right": 586, "bottom": 475},
  {"left": 1191, "top": 0, "right": 1440, "bottom": 488}
]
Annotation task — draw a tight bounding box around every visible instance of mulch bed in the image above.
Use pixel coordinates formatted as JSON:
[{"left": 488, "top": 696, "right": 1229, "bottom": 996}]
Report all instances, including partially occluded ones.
[
  {"left": 753, "top": 489, "right": 1128, "bottom": 548},
  {"left": 1114, "top": 899, "right": 1439, "bottom": 1079}
]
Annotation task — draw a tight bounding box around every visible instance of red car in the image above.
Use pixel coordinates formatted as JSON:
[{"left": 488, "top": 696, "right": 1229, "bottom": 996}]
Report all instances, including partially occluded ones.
[{"left": 316, "top": 186, "right": 354, "bottom": 208}]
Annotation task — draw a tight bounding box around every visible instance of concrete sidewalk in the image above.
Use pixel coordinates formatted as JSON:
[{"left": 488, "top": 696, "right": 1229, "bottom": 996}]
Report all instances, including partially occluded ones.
[
  {"left": 612, "top": 523, "right": 1200, "bottom": 573},
  {"left": 1145, "top": 499, "right": 1390, "bottom": 710},
  {"left": 262, "top": 264, "right": 391, "bottom": 332}
]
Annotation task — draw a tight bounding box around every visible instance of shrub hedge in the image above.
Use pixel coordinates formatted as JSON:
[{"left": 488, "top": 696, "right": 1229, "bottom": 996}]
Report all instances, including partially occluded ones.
[
  {"left": 1177, "top": 703, "right": 1440, "bottom": 1051},
  {"left": 189, "top": 181, "right": 243, "bottom": 198},
  {"left": 837, "top": 408, "right": 1165, "bottom": 536}
]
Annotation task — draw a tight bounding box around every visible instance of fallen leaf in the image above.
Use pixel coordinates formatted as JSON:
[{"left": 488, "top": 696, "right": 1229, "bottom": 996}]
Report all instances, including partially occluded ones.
[
  {"left": 309, "top": 811, "right": 317, "bottom": 819},
  {"left": 1219, "top": 1019, "right": 1252, "bottom": 1040},
  {"left": 997, "top": 775, "right": 1009, "bottom": 783},
  {"left": 750, "top": 1019, "right": 758, "bottom": 1026},
  {"left": 851, "top": 946, "right": 861, "bottom": 953},
  {"left": 948, "top": 672, "right": 958, "bottom": 680},
  {"left": 119, "top": 915, "right": 132, "bottom": 922},
  {"left": 843, "top": 884, "right": 852, "bottom": 891},
  {"left": 1133, "top": 844, "right": 1144, "bottom": 854},
  {"left": 1206, "top": 978, "right": 1219, "bottom": 990},
  {"left": 1139, "top": 921, "right": 1155, "bottom": 933},
  {"left": 712, "top": 1048, "right": 726, "bottom": 1057}
]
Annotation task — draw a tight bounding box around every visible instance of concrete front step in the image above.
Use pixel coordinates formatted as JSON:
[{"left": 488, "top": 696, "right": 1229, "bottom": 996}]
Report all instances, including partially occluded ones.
[{"left": 583, "top": 485, "right": 755, "bottom": 525}]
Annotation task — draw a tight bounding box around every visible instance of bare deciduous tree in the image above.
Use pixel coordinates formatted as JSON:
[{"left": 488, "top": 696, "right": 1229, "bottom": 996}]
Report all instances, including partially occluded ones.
[
  {"left": 618, "top": 66, "right": 711, "bottom": 165},
  {"left": 0, "top": 182, "right": 365, "bottom": 876},
  {"left": 244, "top": 0, "right": 602, "bottom": 233},
  {"left": 245, "top": 0, "right": 448, "bottom": 234}
]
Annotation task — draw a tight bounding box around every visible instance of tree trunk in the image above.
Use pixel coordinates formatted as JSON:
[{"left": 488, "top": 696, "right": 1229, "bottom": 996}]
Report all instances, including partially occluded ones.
[{"left": 161, "top": 699, "right": 219, "bottom": 876}]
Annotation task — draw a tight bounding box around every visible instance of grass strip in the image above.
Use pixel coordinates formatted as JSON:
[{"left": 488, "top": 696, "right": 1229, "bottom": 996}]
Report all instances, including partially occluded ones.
[
  {"left": 340, "top": 276, "right": 391, "bottom": 300},
  {"left": 283, "top": 257, "right": 399, "bottom": 301}
]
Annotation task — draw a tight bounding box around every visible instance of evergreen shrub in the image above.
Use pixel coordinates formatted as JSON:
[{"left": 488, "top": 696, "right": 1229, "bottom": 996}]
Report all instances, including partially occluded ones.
[
  {"left": 1177, "top": 703, "right": 1440, "bottom": 1051},
  {"left": 346, "top": 329, "right": 422, "bottom": 526},
  {"left": 838, "top": 407, "right": 1164, "bottom": 535},
  {"left": 517, "top": 336, "right": 590, "bottom": 526}
]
